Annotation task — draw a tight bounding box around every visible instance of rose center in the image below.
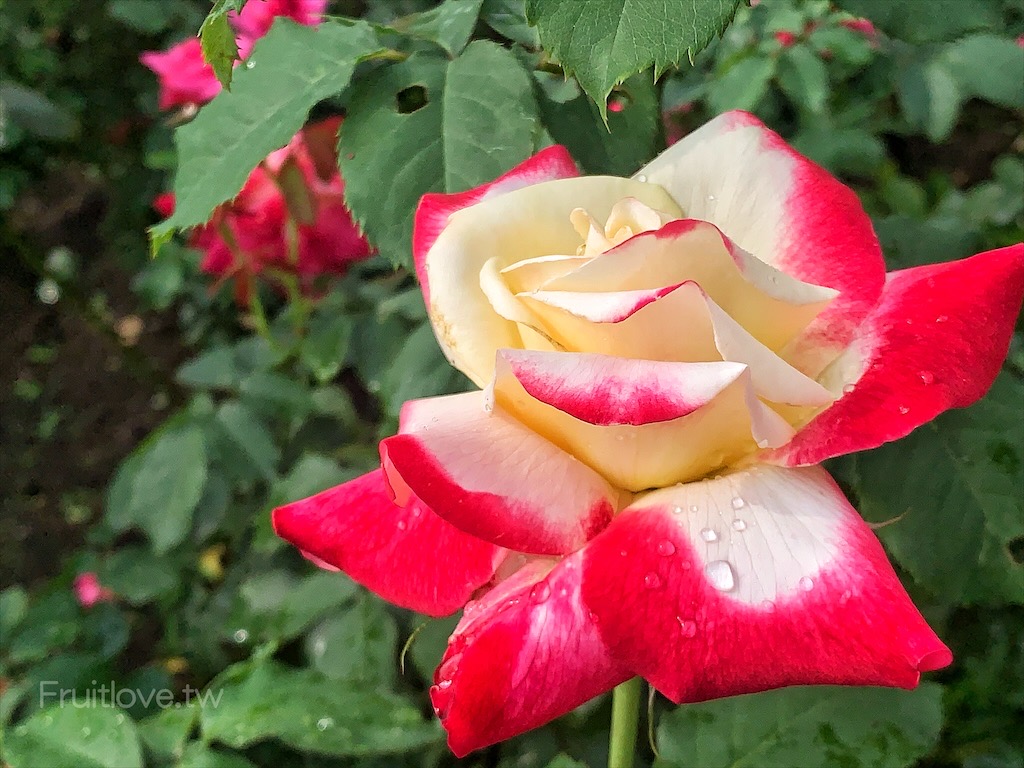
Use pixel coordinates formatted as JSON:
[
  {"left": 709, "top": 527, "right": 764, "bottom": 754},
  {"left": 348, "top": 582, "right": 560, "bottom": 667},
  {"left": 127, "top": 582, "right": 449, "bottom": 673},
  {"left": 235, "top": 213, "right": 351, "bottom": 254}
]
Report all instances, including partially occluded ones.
[{"left": 570, "top": 197, "right": 678, "bottom": 256}]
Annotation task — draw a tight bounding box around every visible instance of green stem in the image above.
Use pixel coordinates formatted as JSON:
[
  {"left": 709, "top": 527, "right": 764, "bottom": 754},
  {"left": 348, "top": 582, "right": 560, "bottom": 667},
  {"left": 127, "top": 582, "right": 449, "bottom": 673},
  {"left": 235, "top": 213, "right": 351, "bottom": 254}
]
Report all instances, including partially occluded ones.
[{"left": 609, "top": 677, "right": 642, "bottom": 768}]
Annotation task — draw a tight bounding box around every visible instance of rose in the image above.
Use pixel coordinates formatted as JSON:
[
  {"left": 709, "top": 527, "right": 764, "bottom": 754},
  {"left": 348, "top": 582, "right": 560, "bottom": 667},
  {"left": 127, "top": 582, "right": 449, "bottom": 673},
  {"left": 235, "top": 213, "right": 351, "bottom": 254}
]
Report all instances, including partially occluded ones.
[
  {"left": 154, "top": 117, "right": 371, "bottom": 306},
  {"left": 140, "top": 0, "right": 326, "bottom": 111},
  {"left": 73, "top": 572, "right": 114, "bottom": 609},
  {"left": 273, "top": 111, "right": 1024, "bottom": 755}
]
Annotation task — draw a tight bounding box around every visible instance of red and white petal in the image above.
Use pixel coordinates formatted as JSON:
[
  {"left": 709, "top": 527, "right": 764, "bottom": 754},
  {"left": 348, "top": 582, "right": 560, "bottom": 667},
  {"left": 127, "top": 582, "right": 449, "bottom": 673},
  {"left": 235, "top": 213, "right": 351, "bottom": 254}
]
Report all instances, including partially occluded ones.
[
  {"left": 380, "top": 391, "right": 619, "bottom": 555},
  {"left": 499, "top": 254, "right": 592, "bottom": 293},
  {"left": 419, "top": 176, "right": 683, "bottom": 386},
  {"left": 580, "top": 464, "right": 952, "bottom": 703},
  {"left": 636, "top": 112, "right": 886, "bottom": 375},
  {"left": 271, "top": 469, "right": 505, "bottom": 617},
  {"left": 431, "top": 553, "right": 631, "bottom": 757},
  {"left": 487, "top": 350, "right": 794, "bottom": 491},
  {"left": 542, "top": 219, "right": 836, "bottom": 352},
  {"left": 517, "top": 282, "right": 832, "bottom": 407},
  {"left": 774, "top": 243, "right": 1024, "bottom": 466},
  {"left": 413, "top": 145, "right": 579, "bottom": 300}
]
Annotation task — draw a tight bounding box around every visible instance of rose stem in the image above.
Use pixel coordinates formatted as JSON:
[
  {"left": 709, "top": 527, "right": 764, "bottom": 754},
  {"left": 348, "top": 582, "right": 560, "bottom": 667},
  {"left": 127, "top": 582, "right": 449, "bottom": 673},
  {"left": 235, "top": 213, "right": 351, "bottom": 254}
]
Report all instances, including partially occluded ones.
[{"left": 608, "top": 677, "right": 642, "bottom": 768}]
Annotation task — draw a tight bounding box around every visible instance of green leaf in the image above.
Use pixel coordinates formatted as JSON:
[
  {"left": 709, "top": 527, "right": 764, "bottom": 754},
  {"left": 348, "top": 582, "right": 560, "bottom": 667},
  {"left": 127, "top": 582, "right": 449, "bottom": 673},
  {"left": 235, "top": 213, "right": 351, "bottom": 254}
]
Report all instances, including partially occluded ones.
[
  {"left": 234, "top": 570, "right": 357, "bottom": 644},
  {"left": 100, "top": 546, "right": 180, "bottom": 605},
  {"left": 177, "top": 743, "right": 257, "bottom": 768},
  {"left": 239, "top": 371, "right": 314, "bottom": 419},
  {"left": 215, "top": 401, "right": 280, "bottom": 481},
  {"left": 150, "top": 19, "right": 382, "bottom": 252},
  {"left": 0, "top": 82, "right": 78, "bottom": 141},
  {"left": 777, "top": 44, "right": 829, "bottom": 114},
  {"left": 340, "top": 42, "right": 539, "bottom": 268},
  {"left": 105, "top": 424, "right": 208, "bottom": 553},
  {"left": 897, "top": 57, "right": 962, "bottom": 142},
  {"left": 202, "top": 661, "right": 441, "bottom": 756},
  {"left": 482, "top": 0, "right": 540, "bottom": 48},
  {"left": 943, "top": 34, "right": 1024, "bottom": 109},
  {"left": 137, "top": 703, "right": 198, "bottom": 760},
  {"left": 381, "top": 322, "right": 469, "bottom": 417},
  {"left": 177, "top": 346, "right": 240, "bottom": 390},
  {"left": 305, "top": 594, "right": 398, "bottom": 684},
  {"left": 396, "top": 0, "right": 484, "bottom": 56},
  {"left": 538, "top": 72, "right": 658, "bottom": 176},
  {"left": 271, "top": 454, "right": 353, "bottom": 506},
  {"left": 0, "top": 585, "right": 28, "bottom": 638},
  {"left": 853, "top": 374, "right": 1024, "bottom": 605},
  {"left": 525, "top": 0, "right": 742, "bottom": 117},
  {"left": 709, "top": 54, "right": 777, "bottom": 114},
  {"left": 834, "top": 0, "right": 1000, "bottom": 43},
  {"left": 300, "top": 313, "right": 354, "bottom": 384},
  {"left": 656, "top": 684, "right": 944, "bottom": 768},
  {"left": 3, "top": 706, "right": 142, "bottom": 768},
  {"left": 200, "top": 13, "right": 240, "bottom": 90}
]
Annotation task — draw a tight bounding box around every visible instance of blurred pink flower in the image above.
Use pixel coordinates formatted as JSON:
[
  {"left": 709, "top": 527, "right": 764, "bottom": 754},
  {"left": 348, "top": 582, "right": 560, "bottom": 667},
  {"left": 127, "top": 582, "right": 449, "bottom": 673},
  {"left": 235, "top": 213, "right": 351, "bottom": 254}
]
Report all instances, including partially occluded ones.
[
  {"left": 141, "top": 0, "right": 327, "bottom": 110},
  {"left": 74, "top": 573, "right": 114, "bottom": 609},
  {"left": 774, "top": 30, "right": 798, "bottom": 47},
  {"left": 155, "top": 117, "right": 371, "bottom": 306},
  {"left": 841, "top": 18, "right": 879, "bottom": 42},
  {"left": 139, "top": 39, "right": 221, "bottom": 111}
]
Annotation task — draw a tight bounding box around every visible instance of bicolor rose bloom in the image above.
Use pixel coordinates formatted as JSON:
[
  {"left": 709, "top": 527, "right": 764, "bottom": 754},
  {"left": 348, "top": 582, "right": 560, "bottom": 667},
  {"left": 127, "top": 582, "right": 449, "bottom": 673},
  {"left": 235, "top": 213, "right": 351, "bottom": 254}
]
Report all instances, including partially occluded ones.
[
  {"left": 155, "top": 117, "right": 371, "bottom": 305},
  {"left": 273, "top": 111, "right": 1024, "bottom": 755},
  {"left": 140, "top": 0, "right": 326, "bottom": 110}
]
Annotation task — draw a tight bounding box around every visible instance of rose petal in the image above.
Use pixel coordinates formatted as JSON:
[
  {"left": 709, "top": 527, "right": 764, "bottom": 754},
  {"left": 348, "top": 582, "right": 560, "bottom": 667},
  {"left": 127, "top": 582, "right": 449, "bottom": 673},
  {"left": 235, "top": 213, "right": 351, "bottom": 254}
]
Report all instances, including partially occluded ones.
[
  {"left": 272, "top": 469, "right": 505, "bottom": 616},
  {"left": 413, "top": 146, "right": 579, "bottom": 305},
  {"left": 380, "top": 391, "right": 619, "bottom": 555},
  {"left": 417, "top": 173, "right": 682, "bottom": 386},
  {"left": 432, "top": 553, "right": 631, "bottom": 757},
  {"left": 517, "top": 281, "right": 833, "bottom": 407},
  {"left": 541, "top": 219, "right": 836, "bottom": 352},
  {"left": 581, "top": 464, "right": 952, "bottom": 703},
  {"left": 636, "top": 112, "right": 886, "bottom": 375},
  {"left": 488, "top": 350, "right": 795, "bottom": 490},
  {"left": 774, "top": 243, "right": 1024, "bottom": 465}
]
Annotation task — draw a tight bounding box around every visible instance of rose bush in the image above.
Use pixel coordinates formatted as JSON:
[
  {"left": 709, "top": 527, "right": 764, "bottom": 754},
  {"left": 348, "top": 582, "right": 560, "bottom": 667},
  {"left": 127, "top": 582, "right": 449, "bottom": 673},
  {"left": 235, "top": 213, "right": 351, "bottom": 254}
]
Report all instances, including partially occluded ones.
[{"left": 272, "top": 110, "right": 1024, "bottom": 756}]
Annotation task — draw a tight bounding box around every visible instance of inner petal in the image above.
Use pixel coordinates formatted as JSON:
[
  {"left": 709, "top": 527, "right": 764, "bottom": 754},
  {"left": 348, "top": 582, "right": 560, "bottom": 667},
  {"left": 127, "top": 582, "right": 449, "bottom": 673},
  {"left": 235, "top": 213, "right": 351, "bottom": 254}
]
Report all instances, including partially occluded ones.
[{"left": 570, "top": 197, "right": 679, "bottom": 256}]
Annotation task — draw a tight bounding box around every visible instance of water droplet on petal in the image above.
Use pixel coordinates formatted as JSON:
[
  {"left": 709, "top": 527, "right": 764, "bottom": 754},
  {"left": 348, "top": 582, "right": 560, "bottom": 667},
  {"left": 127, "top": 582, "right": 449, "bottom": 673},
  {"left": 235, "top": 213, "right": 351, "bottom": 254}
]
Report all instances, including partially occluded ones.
[
  {"left": 619, "top": 549, "right": 628, "bottom": 557},
  {"left": 798, "top": 576, "right": 814, "bottom": 592},
  {"left": 707, "top": 194, "right": 717, "bottom": 201},
  {"left": 672, "top": 505, "right": 684, "bottom": 515},
  {"left": 529, "top": 581, "right": 551, "bottom": 603},
  {"left": 436, "top": 679, "right": 452, "bottom": 691},
  {"left": 636, "top": 174, "right": 647, "bottom": 182},
  {"left": 898, "top": 405, "right": 910, "bottom": 415},
  {"left": 935, "top": 314, "right": 948, "bottom": 323},
  {"left": 760, "top": 599, "right": 775, "bottom": 611},
  {"left": 397, "top": 519, "right": 407, "bottom": 531},
  {"left": 316, "top": 717, "right": 334, "bottom": 731},
  {"left": 731, "top": 496, "right": 745, "bottom": 510},
  {"left": 245, "top": 60, "right": 255, "bottom": 69},
  {"left": 732, "top": 518, "right": 747, "bottom": 531},
  {"left": 705, "top": 560, "right": 735, "bottom": 592},
  {"left": 676, "top": 617, "right": 697, "bottom": 637},
  {"left": 656, "top": 540, "right": 676, "bottom": 557},
  {"left": 643, "top": 572, "right": 662, "bottom": 589},
  {"left": 700, "top": 527, "right": 718, "bottom": 542},
  {"left": 842, "top": 383, "right": 855, "bottom": 394},
  {"left": 918, "top": 371, "right": 935, "bottom": 385},
  {"left": 840, "top": 589, "right": 853, "bottom": 604},
  {"left": 689, "top": 504, "right": 699, "bottom": 513}
]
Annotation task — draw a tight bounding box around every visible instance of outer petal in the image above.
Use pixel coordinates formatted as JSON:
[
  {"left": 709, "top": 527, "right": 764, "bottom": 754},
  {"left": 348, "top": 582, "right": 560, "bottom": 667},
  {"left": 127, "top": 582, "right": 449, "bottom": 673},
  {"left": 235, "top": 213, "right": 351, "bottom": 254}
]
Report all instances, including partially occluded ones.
[
  {"left": 540, "top": 219, "right": 837, "bottom": 352},
  {"left": 380, "top": 391, "right": 619, "bottom": 555},
  {"left": 774, "top": 243, "right": 1024, "bottom": 466},
  {"left": 431, "top": 553, "right": 631, "bottom": 757},
  {"left": 413, "top": 146, "right": 579, "bottom": 304},
  {"left": 581, "top": 465, "right": 952, "bottom": 703},
  {"left": 272, "top": 469, "right": 505, "bottom": 616},
  {"left": 636, "top": 112, "right": 886, "bottom": 375},
  {"left": 417, "top": 174, "right": 682, "bottom": 386},
  {"left": 488, "top": 350, "right": 795, "bottom": 490}
]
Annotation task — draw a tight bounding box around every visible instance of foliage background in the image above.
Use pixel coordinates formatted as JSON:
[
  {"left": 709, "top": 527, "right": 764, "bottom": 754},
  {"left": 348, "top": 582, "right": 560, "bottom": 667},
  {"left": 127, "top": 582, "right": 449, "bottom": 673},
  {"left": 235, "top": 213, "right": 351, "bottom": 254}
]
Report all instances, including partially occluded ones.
[{"left": 1, "top": 0, "right": 1022, "bottom": 766}]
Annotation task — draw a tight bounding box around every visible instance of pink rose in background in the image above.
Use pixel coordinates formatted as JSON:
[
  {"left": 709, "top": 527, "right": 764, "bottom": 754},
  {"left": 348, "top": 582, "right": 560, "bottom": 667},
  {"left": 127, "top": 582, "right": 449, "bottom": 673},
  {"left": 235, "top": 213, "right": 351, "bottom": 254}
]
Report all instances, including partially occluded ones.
[
  {"left": 841, "top": 17, "right": 879, "bottom": 42},
  {"left": 140, "top": 0, "right": 327, "bottom": 110},
  {"left": 233, "top": 0, "right": 327, "bottom": 57},
  {"left": 155, "top": 117, "right": 371, "bottom": 305},
  {"left": 139, "top": 39, "right": 222, "bottom": 111},
  {"left": 74, "top": 573, "right": 114, "bottom": 609},
  {"left": 774, "top": 30, "right": 798, "bottom": 47}
]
